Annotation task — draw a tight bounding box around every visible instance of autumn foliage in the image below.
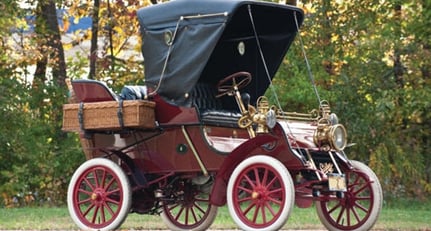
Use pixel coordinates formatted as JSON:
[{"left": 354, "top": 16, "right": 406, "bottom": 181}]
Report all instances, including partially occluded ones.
[{"left": 0, "top": 0, "right": 430, "bottom": 207}]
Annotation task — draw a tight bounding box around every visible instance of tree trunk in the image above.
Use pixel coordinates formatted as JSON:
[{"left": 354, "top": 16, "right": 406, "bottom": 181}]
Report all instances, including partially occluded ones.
[
  {"left": 34, "top": 0, "right": 68, "bottom": 140},
  {"left": 89, "top": 0, "right": 100, "bottom": 79},
  {"left": 34, "top": 0, "right": 67, "bottom": 88}
]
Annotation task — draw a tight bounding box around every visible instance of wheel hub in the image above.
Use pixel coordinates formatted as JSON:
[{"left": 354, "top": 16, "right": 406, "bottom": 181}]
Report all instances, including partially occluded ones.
[
  {"left": 252, "top": 186, "right": 269, "bottom": 201},
  {"left": 251, "top": 191, "right": 260, "bottom": 199},
  {"left": 341, "top": 190, "right": 355, "bottom": 208},
  {"left": 91, "top": 189, "right": 105, "bottom": 203}
]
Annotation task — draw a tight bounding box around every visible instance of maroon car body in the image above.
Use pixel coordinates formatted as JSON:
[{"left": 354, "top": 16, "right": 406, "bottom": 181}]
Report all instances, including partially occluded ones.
[{"left": 64, "top": 0, "right": 383, "bottom": 230}]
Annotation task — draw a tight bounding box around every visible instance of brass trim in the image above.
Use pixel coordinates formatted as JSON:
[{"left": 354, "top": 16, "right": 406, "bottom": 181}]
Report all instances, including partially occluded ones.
[{"left": 181, "top": 126, "right": 208, "bottom": 176}]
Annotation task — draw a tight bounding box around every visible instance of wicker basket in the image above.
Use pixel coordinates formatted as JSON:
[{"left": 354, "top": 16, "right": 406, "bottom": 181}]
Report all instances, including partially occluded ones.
[{"left": 62, "top": 100, "right": 156, "bottom": 131}]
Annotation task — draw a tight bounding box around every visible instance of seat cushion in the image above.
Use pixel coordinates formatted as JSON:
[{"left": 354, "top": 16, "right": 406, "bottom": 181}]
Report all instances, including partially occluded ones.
[
  {"left": 120, "top": 85, "right": 148, "bottom": 100},
  {"left": 200, "top": 110, "right": 241, "bottom": 127}
]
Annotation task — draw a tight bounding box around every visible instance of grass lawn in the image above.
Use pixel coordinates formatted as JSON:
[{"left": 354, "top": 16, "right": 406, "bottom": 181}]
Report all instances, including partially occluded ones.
[{"left": 0, "top": 200, "right": 430, "bottom": 230}]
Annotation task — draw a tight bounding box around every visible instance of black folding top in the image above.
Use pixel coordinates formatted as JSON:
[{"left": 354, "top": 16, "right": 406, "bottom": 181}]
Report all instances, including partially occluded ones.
[{"left": 137, "top": 0, "right": 304, "bottom": 105}]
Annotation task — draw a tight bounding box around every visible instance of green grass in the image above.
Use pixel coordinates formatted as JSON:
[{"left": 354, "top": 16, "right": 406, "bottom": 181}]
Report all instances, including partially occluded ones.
[{"left": 0, "top": 201, "right": 430, "bottom": 230}]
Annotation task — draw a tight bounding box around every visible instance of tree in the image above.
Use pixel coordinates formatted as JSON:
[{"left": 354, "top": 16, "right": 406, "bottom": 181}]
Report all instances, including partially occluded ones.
[
  {"left": 1, "top": 0, "right": 431, "bottom": 206},
  {"left": 277, "top": 0, "right": 431, "bottom": 198},
  {"left": 0, "top": 0, "right": 83, "bottom": 207}
]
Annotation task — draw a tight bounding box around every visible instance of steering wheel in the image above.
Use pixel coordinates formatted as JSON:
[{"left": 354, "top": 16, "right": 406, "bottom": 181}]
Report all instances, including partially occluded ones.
[{"left": 216, "top": 71, "right": 252, "bottom": 98}]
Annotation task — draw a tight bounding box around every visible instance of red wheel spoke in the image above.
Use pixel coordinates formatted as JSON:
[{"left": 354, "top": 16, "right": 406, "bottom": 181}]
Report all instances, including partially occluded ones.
[
  {"left": 346, "top": 172, "right": 357, "bottom": 186},
  {"left": 105, "top": 197, "right": 121, "bottom": 205},
  {"left": 327, "top": 201, "right": 342, "bottom": 214},
  {"left": 168, "top": 203, "right": 180, "bottom": 212},
  {"left": 106, "top": 188, "right": 120, "bottom": 196},
  {"left": 193, "top": 201, "right": 206, "bottom": 214},
  {"left": 244, "top": 174, "right": 256, "bottom": 188},
  {"left": 346, "top": 206, "right": 351, "bottom": 226},
  {"left": 336, "top": 206, "right": 345, "bottom": 224},
  {"left": 261, "top": 168, "right": 269, "bottom": 186},
  {"left": 238, "top": 196, "right": 253, "bottom": 203},
  {"left": 238, "top": 185, "right": 253, "bottom": 194},
  {"left": 266, "top": 176, "right": 278, "bottom": 189},
  {"left": 184, "top": 207, "right": 190, "bottom": 225},
  {"left": 253, "top": 168, "right": 261, "bottom": 186},
  {"left": 190, "top": 207, "right": 198, "bottom": 223},
  {"left": 91, "top": 205, "right": 100, "bottom": 223},
  {"left": 261, "top": 203, "right": 267, "bottom": 223},
  {"left": 174, "top": 206, "right": 185, "bottom": 220},
  {"left": 267, "top": 195, "right": 282, "bottom": 205},
  {"left": 353, "top": 182, "right": 371, "bottom": 196},
  {"left": 354, "top": 201, "right": 369, "bottom": 213},
  {"left": 104, "top": 177, "right": 116, "bottom": 191},
  {"left": 252, "top": 203, "right": 260, "bottom": 223},
  {"left": 92, "top": 170, "right": 100, "bottom": 188},
  {"left": 82, "top": 203, "right": 96, "bottom": 217},
  {"left": 103, "top": 201, "right": 115, "bottom": 216},
  {"left": 263, "top": 201, "right": 277, "bottom": 217},
  {"left": 190, "top": 206, "right": 201, "bottom": 224},
  {"left": 100, "top": 205, "right": 106, "bottom": 224},
  {"left": 100, "top": 170, "right": 107, "bottom": 188},
  {"left": 77, "top": 188, "right": 93, "bottom": 196},
  {"left": 351, "top": 206, "right": 362, "bottom": 224},
  {"left": 268, "top": 187, "right": 283, "bottom": 195},
  {"left": 242, "top": 201, "right": 256, "bottom": 216},
  {"left": 238, "top": 186, "right": 253, "bottom": 194},
  {"left": 78, "top": 198, "right": 92, "bottom": 205},
  {"left": 83, "top": 177, "right": 96, "bottom": 191}
]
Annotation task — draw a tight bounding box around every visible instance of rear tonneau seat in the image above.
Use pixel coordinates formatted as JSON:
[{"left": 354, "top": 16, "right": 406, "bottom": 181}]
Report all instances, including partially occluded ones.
[
  {"left": 72, "top": 79, "right": 148, "bottom": 102},
  {"left": 72, "top": 79, "right": 118, "bottom": 102}
]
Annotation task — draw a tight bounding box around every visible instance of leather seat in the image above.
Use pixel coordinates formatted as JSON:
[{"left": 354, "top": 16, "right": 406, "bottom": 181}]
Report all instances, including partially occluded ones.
[{"left": 190, "top": 82, "right": 240, "bottom": 127}]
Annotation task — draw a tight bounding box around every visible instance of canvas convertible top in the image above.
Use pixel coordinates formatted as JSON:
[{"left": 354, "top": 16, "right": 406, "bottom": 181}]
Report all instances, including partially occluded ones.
[{"left": 137, "top": 0, "right": 304, "bottom": 106}]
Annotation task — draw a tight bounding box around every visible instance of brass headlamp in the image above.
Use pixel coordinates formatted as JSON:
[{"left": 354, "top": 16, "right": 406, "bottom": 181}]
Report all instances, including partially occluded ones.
[
  {"left": 313, "top": 101, "right": 347, "bottom": 151},
  {"left": 314, "top": 119, "right": 347, "bottom": 151}
]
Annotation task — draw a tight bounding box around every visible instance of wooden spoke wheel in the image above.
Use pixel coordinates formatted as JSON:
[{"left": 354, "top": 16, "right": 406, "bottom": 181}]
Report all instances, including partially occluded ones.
[
  {"left": 67, "top": 158, "right": 131, "bottom": 231},
  {"left": 160, "top": 184, "right": 218, "bottom": 231},
  {"left": 316, "top": 160, "right": 383, "bottom": 231},
  {"left": 227, "top": 155, "right": 294, "bottom": 231}
]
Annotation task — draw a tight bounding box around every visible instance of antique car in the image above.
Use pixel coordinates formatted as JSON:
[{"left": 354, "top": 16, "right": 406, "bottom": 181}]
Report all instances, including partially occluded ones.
[{"left": 63, "top": 0, "right": 383, "bottom": 230}]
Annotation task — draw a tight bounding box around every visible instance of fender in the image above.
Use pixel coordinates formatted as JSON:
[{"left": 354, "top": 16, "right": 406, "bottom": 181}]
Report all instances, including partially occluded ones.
[
  {"left": 210, "top": 134, "right": 279, "bottom": 206},
  {"left": 335, "top": 150, "right": 354, "bottom": 170}
]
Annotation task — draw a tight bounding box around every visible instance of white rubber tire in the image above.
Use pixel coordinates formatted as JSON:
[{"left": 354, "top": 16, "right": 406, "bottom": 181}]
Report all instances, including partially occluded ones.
[
  {"left": 227, "top": 155, "right": 295, "bottom": 231},
  {"left": 316, "top": 160, "right": 383, "bottom": 231},
  {"left": 160, "top": 203, "right": 218, "bottom": 231},
  {"left": 67, "top": 158, "right": 131, "bottom": 231}
]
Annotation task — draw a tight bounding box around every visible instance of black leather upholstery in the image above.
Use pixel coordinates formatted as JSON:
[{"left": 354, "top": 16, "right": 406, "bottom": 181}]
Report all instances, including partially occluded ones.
[
  {"left": 190, "top": 83, "right": 240, "bottom": 127},
  {"left": 190, "top": 83, "right": 222, "bottom": 110}
]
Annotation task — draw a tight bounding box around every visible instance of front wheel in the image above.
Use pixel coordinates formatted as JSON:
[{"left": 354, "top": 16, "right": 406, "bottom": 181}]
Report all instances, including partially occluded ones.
[
  {"left": 227, "top": 155, "right": 295, "bottom": 231},
  {"left": 316, "top": 160, "right": 383, "bottom": 231},
  {"left": 67, "top": 158, "right": 131, "bottom": 231}
]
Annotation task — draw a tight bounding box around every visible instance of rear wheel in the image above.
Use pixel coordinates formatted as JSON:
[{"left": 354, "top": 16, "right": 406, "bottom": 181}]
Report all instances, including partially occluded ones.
[
  {"left": 316, "top": 160, "right": 383, "bottom": 231},
  {"left": 227, "top": 155, "right": 295, "bottom": 231},
  {"left": 160, "top": 183, "right": 218, "bottom": 231},
  {"left": 67, "top": 158, "right": 131, "bottom": 231}
]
